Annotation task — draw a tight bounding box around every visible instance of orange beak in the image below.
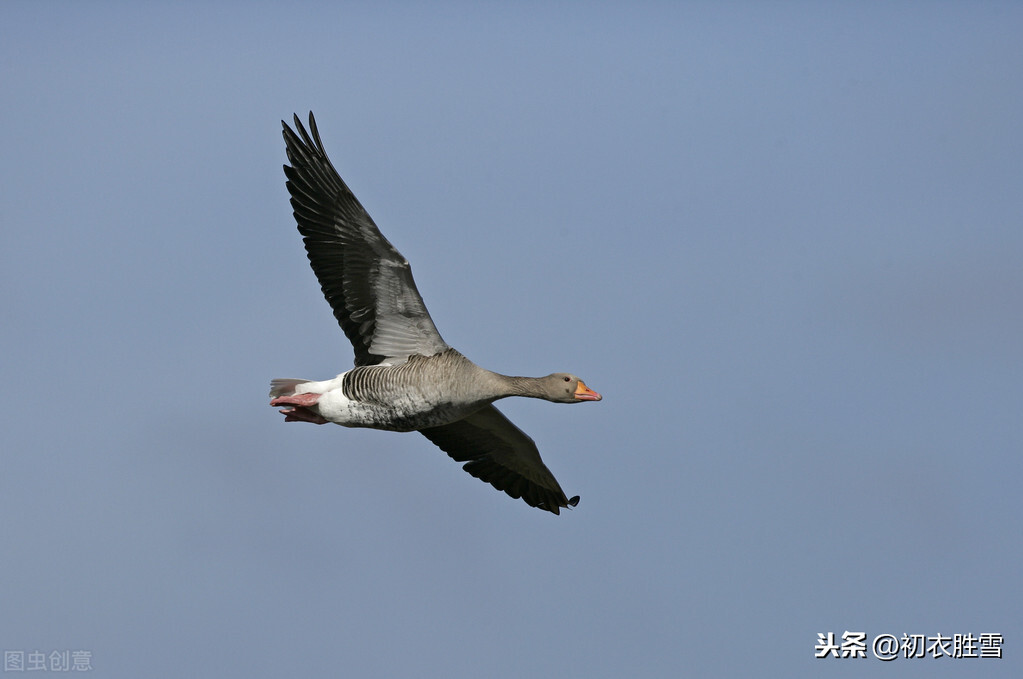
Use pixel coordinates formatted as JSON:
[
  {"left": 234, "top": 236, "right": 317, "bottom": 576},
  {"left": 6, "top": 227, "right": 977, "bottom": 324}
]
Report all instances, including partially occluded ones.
[{"left": 574, "top": 381, "right": 602, "bottom": 401}]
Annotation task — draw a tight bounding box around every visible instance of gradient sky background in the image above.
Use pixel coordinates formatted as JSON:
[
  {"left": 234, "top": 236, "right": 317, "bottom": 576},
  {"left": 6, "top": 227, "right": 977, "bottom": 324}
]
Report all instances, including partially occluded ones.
[{"left": 2, "top": 2, "right": 1021, "bottom": 677}]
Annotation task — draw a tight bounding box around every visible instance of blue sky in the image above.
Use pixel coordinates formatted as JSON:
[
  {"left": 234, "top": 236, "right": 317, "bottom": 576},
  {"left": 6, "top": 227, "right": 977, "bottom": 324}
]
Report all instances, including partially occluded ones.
[{"left": 2, "top": 2, "right": 1021, "bottom": 677}]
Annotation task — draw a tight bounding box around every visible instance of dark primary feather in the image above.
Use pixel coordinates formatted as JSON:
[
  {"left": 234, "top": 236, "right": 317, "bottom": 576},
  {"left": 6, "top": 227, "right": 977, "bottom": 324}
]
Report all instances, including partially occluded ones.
[
  {"left": 419, "top": 405, "right": 580, "bottom": 515},
  {"left": 282, "top": 113, "right": 448, "bottom": 366}
]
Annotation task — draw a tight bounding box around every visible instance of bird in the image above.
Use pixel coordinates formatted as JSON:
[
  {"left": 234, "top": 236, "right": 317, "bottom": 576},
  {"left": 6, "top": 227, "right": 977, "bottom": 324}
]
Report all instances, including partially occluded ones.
[{"left": 269, "top": 112, "right": 601, "bottom": 514}]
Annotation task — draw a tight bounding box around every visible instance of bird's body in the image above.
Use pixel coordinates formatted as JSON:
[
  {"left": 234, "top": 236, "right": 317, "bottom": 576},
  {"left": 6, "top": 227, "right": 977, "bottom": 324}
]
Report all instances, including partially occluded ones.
[
  {"left": 273, "top": 350, "right": 502, "bottom": 432},
  {"left": 270, "top": 113, "right": 601, "bottom": 514}
]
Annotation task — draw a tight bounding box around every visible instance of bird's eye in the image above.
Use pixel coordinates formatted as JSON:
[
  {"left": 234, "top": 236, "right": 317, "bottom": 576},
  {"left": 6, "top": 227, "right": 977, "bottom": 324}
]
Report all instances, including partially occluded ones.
[{"left": 563, "top": 376, "right": 571, "bottom": 382}]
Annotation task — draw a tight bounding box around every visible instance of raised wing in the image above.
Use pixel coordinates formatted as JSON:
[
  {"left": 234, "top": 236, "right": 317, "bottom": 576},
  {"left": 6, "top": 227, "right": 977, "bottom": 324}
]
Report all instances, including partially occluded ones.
[
  {"left": 419, "top": 405, "right": 580, "bottom": 515},
  {"left": 282, "top": 112, "right": 449, "bottom": 366}
]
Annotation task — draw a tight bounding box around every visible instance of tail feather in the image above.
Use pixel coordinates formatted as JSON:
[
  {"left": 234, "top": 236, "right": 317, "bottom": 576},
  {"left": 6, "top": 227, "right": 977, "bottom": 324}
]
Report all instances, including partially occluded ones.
[{"left": 269, "top": 378, "right": 309, "bottom": 398}]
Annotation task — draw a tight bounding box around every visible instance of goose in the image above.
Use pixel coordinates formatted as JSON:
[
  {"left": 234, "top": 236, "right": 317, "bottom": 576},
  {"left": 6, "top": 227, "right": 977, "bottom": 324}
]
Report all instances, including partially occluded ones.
[{"left": 269, "top": 113, "right": 601, "bottom": 514}]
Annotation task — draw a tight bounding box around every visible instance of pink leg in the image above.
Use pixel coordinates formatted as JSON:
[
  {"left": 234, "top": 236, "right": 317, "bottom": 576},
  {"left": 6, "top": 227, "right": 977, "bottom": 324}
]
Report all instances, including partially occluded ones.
[
  {"left": 270, "top": 393, "right": 328, "bottom": 424},
  {"left": 277, "top": 406, "right": 329, "bottom": 424},
  {"left": 270, "top": 393, "right": 321, "bottom": 408}
]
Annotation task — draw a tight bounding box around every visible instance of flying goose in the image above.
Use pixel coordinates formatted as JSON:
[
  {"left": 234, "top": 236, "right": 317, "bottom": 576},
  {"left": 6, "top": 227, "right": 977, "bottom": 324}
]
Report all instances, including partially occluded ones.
[{"left": 269, "top": 113, "right": 601, "bottom": 514}]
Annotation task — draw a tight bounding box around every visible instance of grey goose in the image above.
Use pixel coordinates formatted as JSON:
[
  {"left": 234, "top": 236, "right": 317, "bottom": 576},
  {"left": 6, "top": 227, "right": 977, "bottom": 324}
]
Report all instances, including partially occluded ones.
[{"left": 269, "top": 113, "right": 601, "bottom": 514}]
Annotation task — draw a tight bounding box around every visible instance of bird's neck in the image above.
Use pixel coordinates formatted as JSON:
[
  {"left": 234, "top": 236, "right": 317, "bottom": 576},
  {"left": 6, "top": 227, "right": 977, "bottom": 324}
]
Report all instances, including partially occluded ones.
[{"left": 498, "top": 374, "right": 551, "bottom": 400}]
